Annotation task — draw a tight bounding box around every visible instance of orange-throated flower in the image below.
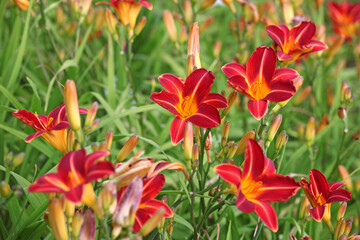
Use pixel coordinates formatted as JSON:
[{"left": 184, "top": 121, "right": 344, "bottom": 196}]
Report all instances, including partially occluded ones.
[
  {"left": 28, "top": 149, "right": 114, "bottom": 205},
  {"left": 300, "top": 169, "right": 351, "bottom": 222},
  {"left": 328, "top": 2, "right": 360, "bottom": 40},
  {"left": 150, "top": 68, "right": 228, "bottom": 144},
  {"left": 222, "top": 46, "right": 300, "bottom": 120},
  {"left": 12, "top": 104, "right": 87, "bottom": 153},
  {"left": 214, "top": 139, "right": 300, "bottom": 232},
  {"left": 98, "top": 0, "right": 152, "bottom": 30},
  {"left": 266, "top": 21, "right": 328, "bottom": 64},
  {"left": 116, "top": 174, "right": 173, "bottom": 233}
]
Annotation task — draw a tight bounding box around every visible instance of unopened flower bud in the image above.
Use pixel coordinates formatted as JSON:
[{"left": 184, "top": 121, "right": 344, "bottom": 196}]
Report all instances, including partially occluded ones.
[
  {"left": 139, "top": 208, "right": 166, "bottom": 236},
  {"left": 163, "top": 10, "right": 177, "bottom": 43},
  {"left": 275, "top": 130, "right": 288, "bottom": 153},
  {"left": 71, "top": 212, "right": 84, "bottom": 239},
  {"left": 221, "top": 121, "right": 230, "bottom": 148},
  {"left": 222, "top": 91, "right": 236, "bottom": 118},
  {"left": 12, "top": 185, "right": 23, "bottom": 198},
  {"left": 337, "top": 202, "right": 347, "bottom": 221},
  {"left": 299, "top": 196, "right": 310, "bottom": 219},
  {"left": 226, "top": 142, "right": 238, "bottom": 160},
  {"left": 187, "top": 23, "right": 201, "bottom": 76},
  {"left": 200, "top": 0, "right": 216, "bottom": 11},
  {"left": 213, "top": 40, "right": 222, "bottom": 58},
  {"left": 12, "top": 152, "right": 25, "bottom": 168},
  {"left": 71, "top": 0, "right": 92, "bottom": 18},
  {"left": 179, "top": 26, "right": 188, "bottom": 44},
  {"left": 0, "top": 181, "right": 10, "bottom": 198},
  {"left": 184, "top": 122, "right": 193, "bottom": 164},
  {"left": 316, "top": 114, "right": 329, "bottom": 134},
  {"left": 223, "top": 0, "right": 236, "bottom": 13},
  {"left": 14, "top": 0, "right": 29, "bottom": 11},
  {"left": 98, "top": 183, "right": 117, "bottom": 214},
  {"left": 135, "top": 16, "right": 147, "bottom": 36},
  {"left": 64, "top": 198, "right": 75, "bottom": 222},
  {"left": 183, "top": 0, "right": 193, "bottom": 25},
  {"left": 67, "top": 130, "right": 75, "bottom": 152},
  {"left": 340, "top": 81, "right": 349, "bottom": 106},
  {"left": 84, "top": 102, "right": 98, "bottom": 127},
  {"left": 56, "top": 8, "right": 66, "bottom": 25},
  {"left": 236, "top": 131, "right": 256, "bottom": 155},
  {"left": 106, "top": 130, "right": 114, "bottom": 150},
  {"left": 280, "top": 0, "right": 294, "bottom": 25},
  {"left": 117, "top": 135, "right": 139, "bottom": 162},
  {"left": 338, "top": 235, "right": 347, "bottom": 240},
  {"left": 48, "top": 198, "right": 68, "bottom": 240},
  {"left": 199, "top": 17, "right": 214, "bottom": 33},
  {"left": 5, "top": 152, "right": 13, "bottom": 167},
  {"left": 326, "top": 35, "right": 345, "bottom": 64},
  {"left": 64, "top": 80, "right": 81, "bottom": 131},
  {"left": 94, "top": 9, "right": 105, "bottom": 31},
  {"left": 338, "top": 107, "right": 347, "bottom": 120},
  {"left": 323, "top": 204, "right": 333, "bottom": 233},
  {"left": 344, "top": 219, "right": 353, "bottom": 236},
  {"left": 105, "top": 9, "right": 118, "bottom": 40},
  {"left": 205, "top": 130, "right": 212, "bottom": 150},
  {"left": 345, "top": 88, "right": 352, "bottom": 104},
  {"left": 306, "top": 117, "right": 315, "bottom": 147},
  {"left": 79, "top": 209, "right": 96, "bottom": 240},
  {"left": 266, "top": 114, "right": 282, "bottom": 148},
  {"left": 335, "top": 217, "right": 345, "bottom": 240},
  {"left": 293, "top": 86, "right": 312, "bottom": 105},
  {"left": 338, "top": 165, "right": 353, "bottom": 191}
]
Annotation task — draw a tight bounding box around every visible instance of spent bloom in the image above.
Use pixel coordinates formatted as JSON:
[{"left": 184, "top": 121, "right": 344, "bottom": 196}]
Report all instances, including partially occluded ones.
[
  {"left": 328, "top": 2, "right": 360, "bottom": 40},
  {"left": 266, "top": 21, "right": 328, "bottom": 64},
  {"left": 300, "top": 169, "right": 351, "bottom": 222},
  {"left": 222, "top": 46, "right": 301, "bottom": 120},
  {"left": 214, "top": 139, "right": 300, "bottom": 232},
  {"left": 150, "top": 68, "right": 227, "bottom": 144},
  {"left": 12, "top": 104, "right": 87, "bottom": 153}
]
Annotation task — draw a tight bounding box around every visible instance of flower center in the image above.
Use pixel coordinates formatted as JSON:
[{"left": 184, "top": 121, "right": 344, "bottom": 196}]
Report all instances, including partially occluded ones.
[
  {"left": 241, "top": 179, "right": 263, "bottom": 200},
  {"left": 314, "top": 193, "right": 327, "bottom": 206},
  {"left": 249, "top": 78, "right": 270, "bottom": 100},
  {"left": 179, "top": 96, "right": 197, "bottom": 120}
]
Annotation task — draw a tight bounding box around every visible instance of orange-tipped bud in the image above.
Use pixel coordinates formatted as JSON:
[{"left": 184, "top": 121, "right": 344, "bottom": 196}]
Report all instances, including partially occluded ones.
[
  {"left": 221, "top": 121, "right": 230, "bottom": 148},
  {"left": 98, "top": 183, "right": 117, "bottom": 214},
  {"left": 179, "top": 25, "right": 188, "bottom": 44},
  {"left": 340, "top": 81, "right": 349, "bottom": 106},
  {"left": 222, "top": 91, "right": 237, "bottom": 118},
  {"left": 293, "top": 86, "right": 312, "bottom": 105},
  {"left": 337, "top": 202, "right": 347, "bottom": 221},
  {"left": 71, "top": 212, "right": 84, "bottom": 239},
  {"left": 117, "top": 135, "right": 139, "bottom": 162},
  {"left": 67, "top": 130, "right": 75, "bottom": 152},
  {"left": 79, "top": 210, "right": 96, "bottom": 240},
  {"left": 344, "top": 219, "right": 353, "bottom": 236},
  {"left": 14, "top": 0, "right": 29, "bottom": 11},
  {"left": 106, "top": 130, "right": 114, "bottom": 150},
  {"left": 223, "top": 0, "right": 236, "bottom": 13},
  {"left": 192, "top": 143, "right": 199, "bottom": 164},
  {"left": 64, "top": 198, "right": 75, "bottom": 221},
  {"left": 0, "top": 181, "right": 10, "bottom": 198},
  {"left": 315, "top": 0, "right": 325, "bottom": 8},
  {"left": 316, "top": 114, "right": 329, "bottom": 134},
  {"left": 105, "top": 9, "right": 119, "bottom": 40},
  {"left": 139, "top": 208, "right": 166, "bottom": 236},
  {"left": 299, "top": 196, "right": 310, "bottom": 219},
  {"left": 86, "top": 7, "right": 95, "bottom": 26},
  {"left": 306, "top": 117, "right": 316, "bottom": 147},
  {"left": 338, "top": 165, "right": 353, "bottom": 191},
  {"left": 245, "top": 2, "right": 259, "bottom": 23},
  {"left": 94, "top": 9, "right": 105, "bottom": 31},
  {"left": 56, "top": 8, "right": 66, "bottom": 25},
  {"left": 84, "top": 102, "right": 98, "bottom": 127},
  {"left": 226, "top": 142, "right": 238, "bottom": 160},
  {"left": 297, "top": 124, "right": 305, "bottom": 139},
  {"left": 199, "top": 16, "right": 214, "bottom": 33},
  {"left": 135, "top": 16, "right": 147, "bottom": 36},
  {"left": 205, "top": 130, "right": 212, "bottom": 150},
  {"left": 275, "top": 130, "right": 288, "bottom": 153},
  {"left": 163, "top": 10, "right": 177, "bottom": 43},
  {"left": 266, "top": 114, "right": 282, "bottom": 148},
  {"left": 236, "top": 131, "right": 256, "bottom": 155},
  {"left": 184, "top": 122, "right": 193, "bottom": 170},
  {"left": 187, "top": 23, "right": 201, "bottom": 76},
  {"left": 326, "top": 35, "right": 345, "bottom": 64},
  {"left": 71, "top": 0, "right": 92, "bottom": 17},
  {"left": 338, "top": 107, "right": 347, "bottom": 120},
  {"left": 64, "top": 80, "right": 81, "bottom": 132},
  {"left": 280, "top": 0, "right": 294, "bottom": 25},
  {"left": 338, "top": 235, "right": 347, "bottom": 240},
  {"left": 200, "top": 0, "right": 216, "bottom": 11},
  {"left": 81, "top": 183, "right": 104, "bottom": 219},
  {"left": 323, "top": 204, "right": 334, "bottom": 233},
  {"left": 345, "top": 88, "right": 352, "bottom": 104},
  {"left": 213, "top": 40, "right": 222, "bottom": 58},
  {"left": 183, "top": 0, "right": 193, "bottom": 25},
  {"left": 48, "top": 198, "right": 68, "bottom": 240},
  {"left": 335, "top": 217, "right": 346, "bottom": 240},
  {"left": 327, "top": 85, "right": 334, "bottom": 107},
  {"left": 11, "top": 152, "right": 25, "bottom": 168}
]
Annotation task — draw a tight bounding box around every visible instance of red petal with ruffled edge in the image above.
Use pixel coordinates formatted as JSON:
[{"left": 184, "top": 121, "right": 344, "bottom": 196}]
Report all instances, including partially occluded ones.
[
  {"left": 65, "top": 184, "right": 84, "bottom": 204},
  {"left": 139, "top": 0, "right": 152, "bottom": 10},
  {"left": 277, "top": 51, "right": 293, "bottom": 61},
  {"left": 85, "top": 150, "right": 111, "bottom": 168},
  {"left": 247, "top": 100, "right": 268, "bottom": 120},
  {"left": 140, "top": 199, "right": 173, "bottom": 218},
  {"left": 28, "top": 173, "right": 69, "bottom": 193},
  {"left": 188, "top": 104, "right": 221, "bottom": 128},
  {"left": 222, "top": 62, "right": 247, "bottom": 78},
  {"left": 25, "top": 131, "right": 46, "bottom": 143},
  {"left": 147, "top": 161, "right": 189, "bottom": 179},
  {"left": 306, "top": 40, "right": 328, "bottom": 53},
  {"left": 141, "top": 174, "right": 165, "bottom": 203},
  {"left": 265, "top": 68, "right": 298, "bottom": 102},
  {"left": 254, "top": 174, "right": 300, "bottom": 202},
  {"left": 86, "top": 161, "right": 115, "bottom": 182},
  {"left": 327, "top": 188, "right": 351, "bottom": 203},
  {"left": 158, "top": 74, "right": 184, "bottom": 96},
  {"left": 58, "top": 149, "right": 87, "bottom": 183},
  {"left": 266, "top": 25, "right": 288, "bottom": 48},
  {"left": 255, "top": 201, "right": 278, "bottom": 232},
  {"left": 236, "top": 190, "right": 256, "bottom": 213},
  {"left": 310, "top": 205, "right": 325, "bottom": 222},
  {"left": 262, "top": 157, "right": 276, "bottom": 175},
  {"left": 227, "top": 75, "right": 251, "bottom": 97},
  {"left": 170, "top": 116, "right": 187, "bottom": 145},
  {"left": 213, "top": 164, "right": 242, "bottom": 187},
  {"left": 48, "top": 104, "right": 67, "bottom": 125},
  {"left": 329, "top": 182, "right": 344, "bottom": 191},
  {"left": 150, "top": 91, "right": 180, "bottom": 116},
  {"left": 183, "top": 68, "right": 214, "bottom": 104},
  {"left": 246, "top": 47, "right": 276, "bottom": 86},
  {"left": 203, "top": 93, "right": 228, "bottom": 109},
  {"left": 242, "top": 139, "right": 265, "bottom": 180},
  {"left": 12, "top": 109, "right": 46, "bottom": 131},
  {"left": 309, "top": 169, "right": 329, "bottom": 200},
  {"left": 290, "top": 21, "right": 315, "bottom": 46}
]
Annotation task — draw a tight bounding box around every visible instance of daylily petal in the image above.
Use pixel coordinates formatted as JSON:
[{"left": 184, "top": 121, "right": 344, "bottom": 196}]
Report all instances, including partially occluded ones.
[
  {"left": 28, "top": 173, "right": 69, "bottom": 193},
  {"left": 58, "top": 149, "right": 87, "bottom": 183},
  {"left": 141, "top": 174, "right": 165, "bottom": 203},
  {"left": 255, "top": 174, "right": 300, "bottom": 202},
  {"left": 86, "top": 161, "right": 115, "bottom": 182},
  {"left": 309, "top": 205, "right": 325, "bottom": 222},
  {"left": 139, "top": 0, "right": 152, "bottom": 10},
  {"left": 48, "top": 104, "right": 67, "bottom": 124},
  {"left": 133, "top": 208, "right": 150, "bottom": 233},
  {"left": 25, "top": 131, "right": 46, "bottom": 143},
  {"left": 291, "top": 21, "right": 316, "bottom": 46},
  {"left": 222, "top": 62, "right": 247, "bottom": 78},
  {"left": 65, "top": 184, "right": 84, "bottom": 204},
  {"left": 203, "top": 93, "right": 228, "bottom": 109},
  {"left": 183, "top": 68, "right": 214, "bottom": 104},
  {"left": 327, "top": 188, "right": 351, "bottom": 203},
  {"left": 309, "top": 169, "right": 329, "bottom": 200},
  {"left": 158, "top": 74, "right": 184, "bottom": 96},
  {"left": 227, "top": 75, "right": 251, "bottom": 96},
  {"left": 246, "top": 46, "right": 276, "bottom": 86},
  {"left": 255, "top": 201, "right": 278, "bottom": 232},
  {"left": 329, "top": 182, "right": 344, "bottom": 191},
  {"left": 85, "top": 150, "right": 111, "bottom": 169},
  {"left": 147, "top": 161, "right": 189, "bottom": 179},
  {"left": 213, "top": 164, "right": 242, "bottom": 187},
  {"left": 188, "top": 104, "right": 221, "bottom": 128},
  {"left": 277, "top": 51, "right": 293, "bottom": 61},
  {"left": 262, "top": 157, "right": 276, "bottom": 175},
  {"left": 12, "top": 109, "right": 46, "bottom": 131},
  {"left": 52, "top": 121, "right": 70, "bottom": 130},
  {"left": 170, "top": 116, "right": 187, "bottom": 145},
  {"left": 247, "top": 100, "right": 268, "bottom": 120},
  {"left": 236, "top": 190, "right": 256, "bottom": 213},
  {"left": 140, "top": 199, "right": 173, "bottom": 218},
  {"left": 306, "top": 40, "right": 328, "bottom": 52},
  {"left": 242, "top": 139, "right": 265, "bottom": 180},
  {"left": 150, "top": 91, "right": 180, "bottom": 116},
  {"left": 266, "top": 25, "right": 287, "bottom": 47}
]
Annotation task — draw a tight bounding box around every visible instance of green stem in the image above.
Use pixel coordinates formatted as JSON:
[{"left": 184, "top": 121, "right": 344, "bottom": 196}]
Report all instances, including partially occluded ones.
[
  {"left": 252, "top": 219, "right": 263, "bottom": 240},
  {"left": 329, "top": 119, "right": 348, "bottom": 178},
  {"left": 189, "top": 173, "right": 198, "bottom": 239}
]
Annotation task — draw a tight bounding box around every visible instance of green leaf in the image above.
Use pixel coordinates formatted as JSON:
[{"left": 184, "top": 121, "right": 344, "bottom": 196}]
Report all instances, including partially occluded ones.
[{"left": 173, "top": 214, "right": 193, "bottom": 232}]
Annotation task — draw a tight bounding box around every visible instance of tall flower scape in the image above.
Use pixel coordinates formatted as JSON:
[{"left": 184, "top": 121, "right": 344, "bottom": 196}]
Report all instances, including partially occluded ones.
[{"left": 2, "top": 0, "right": 359, "bottom": 240}]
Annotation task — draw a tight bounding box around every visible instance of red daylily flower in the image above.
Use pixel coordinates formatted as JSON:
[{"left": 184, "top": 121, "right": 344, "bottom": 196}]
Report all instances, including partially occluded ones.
[
  {"left": 222, "top": 46, "right": 300, "bottom": 120},
  {"left": 117, "top": 174, "right": 173, "bottom": 233},
  {"left": 300, "top": 169, "right": 351, "bottom": 222},
  {"left": 98, "top": 0, "right": 152, "bottom": 29},
  {"left": 29, "top": 149, "right": 114, "bottom": 205},
  {"left": 266, "top": 21, "right": 328, "bottom": 64},
  {"left": 214, "top": 139, "right": 300, "bottom": 232},
  {"left": 150, "top": 68, "right": 228, "bottom": 144},
  {"left": 12, "top": 104, "right": 87, "bottom": 153},
  {"left": 328, "top": 2, "right": 360, "bottom": 40}
]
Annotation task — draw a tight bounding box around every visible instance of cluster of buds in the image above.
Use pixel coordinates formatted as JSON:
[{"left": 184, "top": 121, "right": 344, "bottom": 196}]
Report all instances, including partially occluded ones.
[
  {"left": 4, "top": 151, "right": 25, "bottom": 170},
  {"left": 221, "top": 91, "right": 237, "bottom": 120},
  {"left": 265, "top": 114, "right": 282, "bottom": 149},
  {"left": 333, "top": 202, "right": 360, "bottom": 240},
  {"left": 163, "top": 10, "right": 187, "bottom": 47},
  {"left": 216, "top": 122, "right": 239, "bottom": 162},
  {"left": 182, "top": 122, "right": 197, "bottom": 171},
  {"left": 70, "top": 0, "right": 92, "bottom": 20}
]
